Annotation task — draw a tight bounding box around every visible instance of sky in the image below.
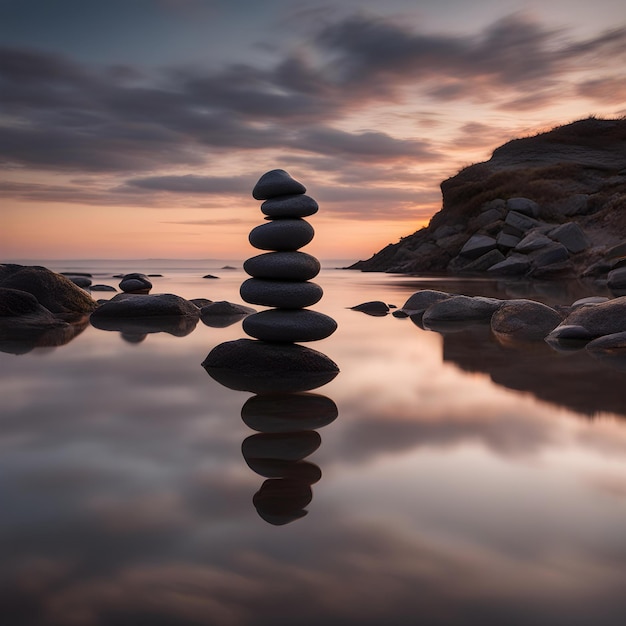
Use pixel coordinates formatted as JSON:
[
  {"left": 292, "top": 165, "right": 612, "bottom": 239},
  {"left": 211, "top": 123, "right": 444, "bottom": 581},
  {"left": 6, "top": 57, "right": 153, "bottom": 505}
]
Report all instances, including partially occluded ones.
[{"left": 1, "top": 0, "right": 625, "bottom": 262}]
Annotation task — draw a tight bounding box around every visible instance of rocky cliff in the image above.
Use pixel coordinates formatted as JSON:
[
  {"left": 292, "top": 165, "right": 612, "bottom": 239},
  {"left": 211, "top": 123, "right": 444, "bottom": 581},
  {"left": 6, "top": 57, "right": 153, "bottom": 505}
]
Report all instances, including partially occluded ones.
[{"left": 349, "top": 117, "right": 626, "bottom": 281}]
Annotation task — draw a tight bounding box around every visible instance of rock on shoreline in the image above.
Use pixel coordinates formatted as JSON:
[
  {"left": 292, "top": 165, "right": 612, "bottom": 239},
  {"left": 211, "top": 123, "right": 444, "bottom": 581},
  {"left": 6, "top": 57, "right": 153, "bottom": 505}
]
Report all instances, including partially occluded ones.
[{"left": 349, "top": 118, "right": 626, "bottom": 285}]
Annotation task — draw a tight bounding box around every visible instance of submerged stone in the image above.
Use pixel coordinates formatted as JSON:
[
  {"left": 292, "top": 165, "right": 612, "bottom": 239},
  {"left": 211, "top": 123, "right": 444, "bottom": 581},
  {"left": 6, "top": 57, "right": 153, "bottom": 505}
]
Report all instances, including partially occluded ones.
[{"left": 349, "top": 301, "right": 389, "bottom": 315}]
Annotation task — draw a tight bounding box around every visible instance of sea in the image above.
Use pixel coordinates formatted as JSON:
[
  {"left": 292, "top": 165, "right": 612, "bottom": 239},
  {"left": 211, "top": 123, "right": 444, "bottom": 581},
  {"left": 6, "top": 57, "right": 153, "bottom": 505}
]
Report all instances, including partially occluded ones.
[{"left": 1, "top": 259, "right": 626, "bottom": 626}]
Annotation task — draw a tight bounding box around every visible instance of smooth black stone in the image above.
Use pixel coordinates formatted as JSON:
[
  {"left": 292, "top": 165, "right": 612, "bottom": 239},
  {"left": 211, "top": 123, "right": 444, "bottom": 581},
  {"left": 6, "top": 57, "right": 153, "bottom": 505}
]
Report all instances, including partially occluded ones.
[
  {"left": 261, "top": 194, "right": 318, "bottom": 218},
  {"left": 243, "top": 309, "right": 337, "bottom": 342},
  {"left": 244, "top": 251, "right": 320, "bottom": 280},
  {"left": 202, "top": 339, "right": 339, "bottom": 393},
  {"left": 252, "top": 169, "right": 306, "bottom": 200},
  {"left": 240, "top": 278, "right": 323, "bottom": 309},
  {"left": 248, "top": 219, "right": 314, "bottom": 251},
  {"left": 241, "top": 392, "right": 338, "bottom": 432},
  {"left": 119, "top": 272, "right": 152, "bottom": 293}
]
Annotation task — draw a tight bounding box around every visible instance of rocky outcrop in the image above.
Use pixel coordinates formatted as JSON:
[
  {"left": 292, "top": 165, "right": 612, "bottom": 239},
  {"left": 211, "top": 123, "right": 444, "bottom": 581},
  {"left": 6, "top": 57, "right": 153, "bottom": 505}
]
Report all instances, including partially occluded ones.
[{"left": 349, "top": 118, "right": 626, "bottom": 283}]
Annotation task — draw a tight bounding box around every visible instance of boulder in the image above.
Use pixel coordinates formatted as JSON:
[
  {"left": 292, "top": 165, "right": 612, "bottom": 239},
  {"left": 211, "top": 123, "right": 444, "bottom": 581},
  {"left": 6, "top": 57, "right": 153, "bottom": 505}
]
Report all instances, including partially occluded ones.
[
  {"left": 0, "top": 288, "right": 68, "bottom": 343},
  {"left": 190, "top": 298, "right": 213, "bottom": 308},
  {"left": 459, "top": 234, "right": 497, "bottom": 259},
  {"left": 496, "top": 232, "right": 521, "bottom": 250},
  {"left": 546, "top": 324, "right": 595, "bottom": 342},
  {"left": 555, "top": 296, "right": 626, "bottom": 337},
  {"left": 530, "top": 242, "right": 569, "bottom": 267},
  {"left": 201, "top": 301, "right": 255, "bottom": 316},
  {"left": 548, "top": 222, "right": 591, "bottom": 253},
  {"left": 491, "top": 299, "right": 563, "bottom": 342},
  {"left": 571, "top": 296, "right": 610, "bottom": 308},
  {"left": 422, "top": 295, "right": 502, "bottom": 326},
  {"left": 460, "top": 249, "right": 506, "bottom": 272},
  {"left": 586, "top": 331, "right": 626, "bottom": 354},
  {"left": 252, "top": 169, "right": 306, "bottom": 200},
  {"left": 528, "top": 260, "right": 574, "bottom": 279},
  {"left": 607, "top": 267, "right": 626, "bottom": 292},
  {"left": 0, "top": 264, "right": 98, "bottom": 321},
  {"left": 506, "top": 197, "right": 540, "bottom": 217},
  {"left": 91, "top": 293, "right": 200, "bottom": 319},
  {"left": 606, "top": 242, "right": 626, "bottom": 259},
  {"left": 514, "top": 231, "right": 553, "bottom": 253},
  {"left": 472, "top": 208, "right": 502, "bottom": 229},
  {"left": 487, "top": 254, "right": 531, "bottom": 276},
  {"left": 202, "top": 339, "right": 339, "bottom": 393},
  {"left": 400, "top": 290, "right": 452, "bottom": 315},
  {"left": 504, "top": 210, "right": 540, "bottom": 235},
  {"left": 0, "top": 288, "right": 55, "bottom": 319}
]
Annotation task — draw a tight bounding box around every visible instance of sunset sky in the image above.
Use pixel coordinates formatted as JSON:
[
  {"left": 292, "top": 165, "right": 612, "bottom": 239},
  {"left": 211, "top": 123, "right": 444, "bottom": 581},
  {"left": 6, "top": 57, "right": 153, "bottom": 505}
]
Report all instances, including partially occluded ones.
[{"left": 1, "top": 0, "right": 625, "bottom": 263}]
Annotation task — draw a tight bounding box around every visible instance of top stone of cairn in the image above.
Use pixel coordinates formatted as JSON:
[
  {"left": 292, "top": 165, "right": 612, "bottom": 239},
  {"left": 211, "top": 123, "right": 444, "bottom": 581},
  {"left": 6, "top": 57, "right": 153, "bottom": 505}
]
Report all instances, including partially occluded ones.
[{"left": 252, "top": 169, "right": 306, "bottom": 200}]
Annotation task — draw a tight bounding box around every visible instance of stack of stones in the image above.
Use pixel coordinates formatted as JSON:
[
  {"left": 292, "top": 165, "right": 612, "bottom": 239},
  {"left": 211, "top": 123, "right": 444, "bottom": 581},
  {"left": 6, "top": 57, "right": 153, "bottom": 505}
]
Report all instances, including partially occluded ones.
[{"left": 240, "top": 169, "right": 337, "bottom": 344}]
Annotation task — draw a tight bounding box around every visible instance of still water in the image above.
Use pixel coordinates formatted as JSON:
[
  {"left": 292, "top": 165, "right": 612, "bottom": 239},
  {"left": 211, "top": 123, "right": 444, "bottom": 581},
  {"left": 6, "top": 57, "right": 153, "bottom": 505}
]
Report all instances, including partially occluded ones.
[{"left": 1, "top": 262, "right": 626, "bottom": 626}]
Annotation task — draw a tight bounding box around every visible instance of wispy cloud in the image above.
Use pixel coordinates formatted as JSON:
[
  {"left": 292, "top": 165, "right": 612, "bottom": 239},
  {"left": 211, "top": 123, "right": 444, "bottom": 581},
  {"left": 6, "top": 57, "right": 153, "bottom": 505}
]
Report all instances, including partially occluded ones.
[{"left": 1, "top": 11, "right": 624, "bottom": 221}]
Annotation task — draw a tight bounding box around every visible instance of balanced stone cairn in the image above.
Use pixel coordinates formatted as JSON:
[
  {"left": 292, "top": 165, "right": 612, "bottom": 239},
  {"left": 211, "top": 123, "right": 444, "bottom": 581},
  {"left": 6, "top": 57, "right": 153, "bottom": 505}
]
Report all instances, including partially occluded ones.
[
  {"left": 241, "top": 169, "right": 337, "bottom": 343},
  {"left": 202, "top": 169, "right": 339, "bottom": 394}
]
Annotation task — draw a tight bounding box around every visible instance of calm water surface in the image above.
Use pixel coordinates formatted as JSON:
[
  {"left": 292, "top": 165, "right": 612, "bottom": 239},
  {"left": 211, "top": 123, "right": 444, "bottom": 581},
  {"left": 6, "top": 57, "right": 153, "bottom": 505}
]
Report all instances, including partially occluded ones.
[{"left": 1, "top": 262, "right": 626, "bottom": 626}]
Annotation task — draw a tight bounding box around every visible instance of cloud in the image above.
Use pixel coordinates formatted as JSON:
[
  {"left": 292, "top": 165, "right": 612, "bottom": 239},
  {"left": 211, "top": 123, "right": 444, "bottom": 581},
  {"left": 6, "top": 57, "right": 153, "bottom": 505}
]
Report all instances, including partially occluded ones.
[
  {"left": 577, "top": 75, "right": 626, "bottom": 104},
  {"left": 293, "top": 126, "right": 438, "bottom": 161},
  {"left": 124, "top": 174, "right": 255, "bottom": 194},
  {"left": 1, "top": 11, "right": 625, "bottom": 212}
]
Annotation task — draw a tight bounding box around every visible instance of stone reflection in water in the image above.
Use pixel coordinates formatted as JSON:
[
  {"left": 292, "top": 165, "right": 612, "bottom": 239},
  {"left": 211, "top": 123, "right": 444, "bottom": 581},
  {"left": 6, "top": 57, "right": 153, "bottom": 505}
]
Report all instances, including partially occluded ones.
[
  {"left": 241, "top": 392, "right": 338, "bottom": 525},
  {"left": 203, "top": 170, "right": 339, "bottom": 523},
  {"left": 418, "top": 317, "right": 626, "bottom": 417},
  {"left": 90, "top": 314, "right": 199, "bottom": 343},
  {"left": 0, "top": 316, "right": 90, "bottom": 354}
]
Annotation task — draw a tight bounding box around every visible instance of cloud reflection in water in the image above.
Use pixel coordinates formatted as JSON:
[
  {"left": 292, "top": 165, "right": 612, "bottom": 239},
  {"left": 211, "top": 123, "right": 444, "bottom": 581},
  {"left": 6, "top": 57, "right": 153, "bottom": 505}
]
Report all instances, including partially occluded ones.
[{"left": 2, "top": 271, "right": 626, "bottom": 624}]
